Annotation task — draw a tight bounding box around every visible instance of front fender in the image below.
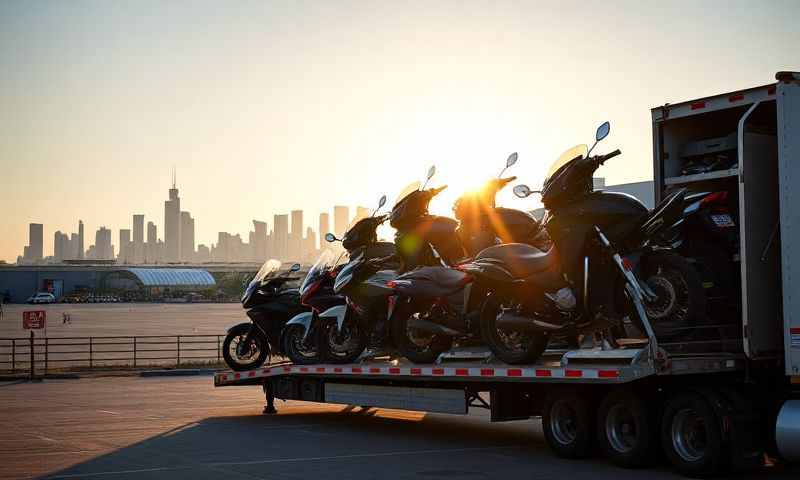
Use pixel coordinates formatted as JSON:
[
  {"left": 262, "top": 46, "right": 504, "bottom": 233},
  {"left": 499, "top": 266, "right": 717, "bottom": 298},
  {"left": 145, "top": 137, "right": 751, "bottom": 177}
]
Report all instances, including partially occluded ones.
[
  {"left": 319, "top": 304, "right": 348, "bottom": 332},
  {"left": 285, "top": 311, "right": 315, "bottom": 341},
  {"left": 227, "top": 322, "right": 252, "bottom": 334}
]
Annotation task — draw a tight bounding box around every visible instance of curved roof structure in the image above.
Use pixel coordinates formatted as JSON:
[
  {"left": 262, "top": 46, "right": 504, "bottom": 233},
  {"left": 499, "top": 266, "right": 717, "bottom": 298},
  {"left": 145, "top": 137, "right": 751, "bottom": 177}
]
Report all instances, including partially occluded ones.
[{"left": 125, "top": 268, "right": 216, "bottom": 287}]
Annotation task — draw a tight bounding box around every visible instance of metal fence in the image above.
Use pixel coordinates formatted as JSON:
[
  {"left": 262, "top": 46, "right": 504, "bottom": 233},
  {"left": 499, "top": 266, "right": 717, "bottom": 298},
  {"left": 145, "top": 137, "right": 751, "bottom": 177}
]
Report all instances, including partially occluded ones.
[{"left": 0, "top": 335, "right": 226, "bottom": 375}]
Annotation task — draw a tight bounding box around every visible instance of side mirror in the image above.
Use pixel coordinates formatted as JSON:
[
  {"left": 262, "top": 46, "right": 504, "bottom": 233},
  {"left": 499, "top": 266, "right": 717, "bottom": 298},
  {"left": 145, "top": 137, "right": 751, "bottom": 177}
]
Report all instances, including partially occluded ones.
[
  {"left": 596, "top": 121, "right": 610, "bottom": 142},
  {"left": 427, "top": 165, "right": 436, "bottom": 180},
  {"left": 506, "top": 152, "right": 518, "bottom": 168},
  {"left": 378, "top": 195, "right": 387, "bottom": 209},
  {"left": 325, "top": 233, "right": 338, "bottom": 243},
  {"left": 290, "top": 263, "right": 301, "bottom": 272},
  {"left": 513, "top": 184, "right": 532, "bottom": 198}
]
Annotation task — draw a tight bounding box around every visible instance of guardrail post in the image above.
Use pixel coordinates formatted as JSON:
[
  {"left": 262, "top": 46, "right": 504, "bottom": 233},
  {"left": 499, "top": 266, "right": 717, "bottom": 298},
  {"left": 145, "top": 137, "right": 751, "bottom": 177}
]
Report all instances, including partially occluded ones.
[
  {"left": 11, "top": 339, "right": 15, "bottom": 373},
  {"left": 217, "top": 335, "right": 221, "bottom": 364},
  {"left": 44, "top": 337, "right": 48, "bottom": 375},
  {"left": 29, "top": 331, "right": 35, "bottom": 380},
  {"left": 89, "top": 337, "right": 93, "bottom": 370},
  {"left": 176, "top": 335, "right": 181, "bottom": 368},
  {"left": 133, "top": 337, "right": 137, "bottom": 368}
]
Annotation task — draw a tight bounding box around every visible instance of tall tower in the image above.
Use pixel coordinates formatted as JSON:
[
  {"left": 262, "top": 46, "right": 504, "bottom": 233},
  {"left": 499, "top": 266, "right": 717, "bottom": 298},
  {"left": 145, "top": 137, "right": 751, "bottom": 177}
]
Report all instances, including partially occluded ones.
[
  {"left": 146, "top": 221, "right": 158, "bottom": 263},
  {"left": 290, "top": 210, "right": 303, "bottom": 260},
  {"left": 273, "top": 214, "right": 289, "bottom": 261},
  {"left": 78, "top": 220, "right": 84, "bottom": 259},
  {"left": 119, "top": 229, "right": 131, "bottom": 263},
  {"left": 333, "top": 206, "right": 349, "bottom": 237},
  {"left": 252, "top": 220, "right": 267, "bottom": 262},
  {"left": 180, "top": 211, "right": 195, "bottom": 262},
  {"left": 28, "top": 223, "right": 43, "bottom": 261},
  {"left": 318, "top": 212, "right": 330, "bottom": 250},
  {"left": 132, "top": 214, "right": 144, "bottom": 263},
  {"left": 164, "top": 168, "right": 181, "bottom": 262}
]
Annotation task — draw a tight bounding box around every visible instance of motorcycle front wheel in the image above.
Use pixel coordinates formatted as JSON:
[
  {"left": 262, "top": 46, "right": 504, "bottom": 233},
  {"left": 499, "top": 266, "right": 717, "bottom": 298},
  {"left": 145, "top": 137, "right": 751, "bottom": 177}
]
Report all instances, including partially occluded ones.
[
  {"left": 222, "top": 323, "right": 270, "bottom": 371},
  {"left": 281, "top": 324, "right": 322, "bottom": 365},
  {"left": 480, "top": 293, "right": 548, "bottom": 365},
  {"left": 390, "top": 301, "right": 453, "bottom": 364},
  {"left": 318, "top": 316, "right": 367, "bottom": 364}
]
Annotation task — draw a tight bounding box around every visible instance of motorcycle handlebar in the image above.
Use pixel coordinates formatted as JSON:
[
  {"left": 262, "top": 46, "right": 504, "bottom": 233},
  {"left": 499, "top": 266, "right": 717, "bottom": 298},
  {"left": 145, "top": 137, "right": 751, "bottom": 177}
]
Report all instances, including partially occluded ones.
[
  {"left": 431, "top": 185, "right": 448, "bottom": 195},
  {"left": 499, "top": 176, "right": 517, "bottom": 186},
  {"left": 598, "top": 149, "right": 621, "bottom": 164}
]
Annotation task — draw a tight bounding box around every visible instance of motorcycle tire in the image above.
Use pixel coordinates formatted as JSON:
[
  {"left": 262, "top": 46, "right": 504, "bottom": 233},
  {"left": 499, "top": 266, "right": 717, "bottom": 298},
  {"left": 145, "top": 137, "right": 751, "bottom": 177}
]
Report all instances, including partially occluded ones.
[
  {"left": 281, "top": 324, "right": 322, "bottom": 365},
  {"left": 318, "top": 317, "right": 367, "bottom": 364},
  {"left": 640, "top": 251, "right": 707, "bottom": 342},
  {"left": 480, "top": 293, "right": 548, "bottom": 365},
  {"left": 390, "top": 301, "right": 453, "bottom": 364},
  {"left": 222, "top": 323, "right": 270, "bottom": 371}
]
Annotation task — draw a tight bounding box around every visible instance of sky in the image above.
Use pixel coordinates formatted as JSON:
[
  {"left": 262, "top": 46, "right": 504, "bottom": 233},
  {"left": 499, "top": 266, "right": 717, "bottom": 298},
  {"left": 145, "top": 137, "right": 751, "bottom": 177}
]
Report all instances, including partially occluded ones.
[{"left": 1, "top": 0, "right": 798, "bottom": 262}]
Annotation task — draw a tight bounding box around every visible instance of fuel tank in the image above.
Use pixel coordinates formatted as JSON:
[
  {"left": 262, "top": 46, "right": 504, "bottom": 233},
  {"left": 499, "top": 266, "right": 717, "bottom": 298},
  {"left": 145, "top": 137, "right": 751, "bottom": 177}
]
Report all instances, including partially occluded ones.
[
  {"left": 396, "top": 215, "right": 464, "bottom": 269},
  {"left": 546, "top": 191, "right": 648, "bottom": 278}
]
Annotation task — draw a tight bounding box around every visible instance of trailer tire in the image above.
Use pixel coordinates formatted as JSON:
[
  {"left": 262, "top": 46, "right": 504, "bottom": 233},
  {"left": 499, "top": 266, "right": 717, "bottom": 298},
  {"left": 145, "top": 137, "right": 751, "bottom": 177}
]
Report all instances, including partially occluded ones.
[
  {"left": 542, "top": 389, "right": 595, "bottom": 459},
  {"left": 597, "top": 389, "right": 658, "bottom": 468},
  {"left": 661, "top": 391, "right": 729, "bottom": 477}
]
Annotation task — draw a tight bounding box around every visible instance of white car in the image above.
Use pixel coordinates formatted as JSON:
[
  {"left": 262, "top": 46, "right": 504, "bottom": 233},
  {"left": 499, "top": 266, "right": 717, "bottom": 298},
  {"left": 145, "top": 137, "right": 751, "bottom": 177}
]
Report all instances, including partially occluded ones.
[{"left": 26, "top": 292, "right": 56, "bottom": 304}]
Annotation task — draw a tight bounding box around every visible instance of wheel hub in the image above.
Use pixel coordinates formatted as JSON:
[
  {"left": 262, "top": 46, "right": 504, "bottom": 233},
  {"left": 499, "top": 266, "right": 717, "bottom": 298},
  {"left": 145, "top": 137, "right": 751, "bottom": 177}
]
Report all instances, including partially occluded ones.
[{"left": 671, "top": 408, "right": 707, "bottom": 462}]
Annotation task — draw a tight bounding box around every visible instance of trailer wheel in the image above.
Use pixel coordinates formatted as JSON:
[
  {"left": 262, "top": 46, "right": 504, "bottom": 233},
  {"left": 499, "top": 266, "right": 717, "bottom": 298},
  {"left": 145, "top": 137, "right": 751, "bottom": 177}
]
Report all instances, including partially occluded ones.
[
  {"left": 597, "top": 389, "right": 657, "bottom": 468},
  {"left": 542, "top": 389, "right": 594, "bottom": 459},
  {"left": 661, "top": 392, "right": 729, "bottom": 477}
]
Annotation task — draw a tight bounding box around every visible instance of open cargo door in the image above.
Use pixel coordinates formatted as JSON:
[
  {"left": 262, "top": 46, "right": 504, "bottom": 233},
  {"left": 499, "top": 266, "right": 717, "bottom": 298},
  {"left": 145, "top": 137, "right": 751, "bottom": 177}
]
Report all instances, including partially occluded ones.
[
  {"left": 777, "top": 72, "right": 800, "bottom": 375},
  {"left": 739, "top": 100, "right": 782, "bottom": 359}
]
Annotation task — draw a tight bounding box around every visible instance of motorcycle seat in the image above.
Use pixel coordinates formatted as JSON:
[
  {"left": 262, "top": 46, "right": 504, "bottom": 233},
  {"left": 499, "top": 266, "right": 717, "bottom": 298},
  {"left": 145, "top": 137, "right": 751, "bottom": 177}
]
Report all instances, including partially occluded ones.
[
  {"left": 638, "top": 188, "right": 686, "bottom": 238},
  {"left": 393, "top": 266, "right": 469, "bottom": 297},
  {"left": 474, "top": 243, "right": 564, "bottom": 289}
]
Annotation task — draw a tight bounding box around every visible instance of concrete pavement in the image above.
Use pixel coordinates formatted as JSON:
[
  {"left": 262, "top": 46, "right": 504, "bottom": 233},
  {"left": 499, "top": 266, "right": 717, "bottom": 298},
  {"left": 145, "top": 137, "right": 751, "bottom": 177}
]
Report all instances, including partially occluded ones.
[{"left": 0, "top": 376, "right": 796, "bottom": 479}]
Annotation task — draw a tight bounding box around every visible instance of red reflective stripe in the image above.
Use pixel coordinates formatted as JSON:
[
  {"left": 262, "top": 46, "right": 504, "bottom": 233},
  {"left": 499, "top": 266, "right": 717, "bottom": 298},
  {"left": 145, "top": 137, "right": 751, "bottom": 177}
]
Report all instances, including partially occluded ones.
[
  {"left": 768, "top": 85, "right": 776, "bottom": 95},
  {"left": 221, "top": 375, "right": 228, "bottom": 381},
  {"left": 351, "top": 367, "right": 363, "bottom": 373},
  {"left": 410, "top": 368, "right": 422, "bottom": 375},
  {"left": 334, "top": 367, "right": 343, "bottom": 373},
  {"left": 389, "top": 367, "right": 401, "bottom": 374},
  {"left": 299, "top": 367, "right": 309, "bottom": 373},
  {"left": 506, "top": 368, "right": 522, "bottom": 377},
  {"left": 791, "top": 327, "right": 800, "bottom": 334},
  {"left": 598, "top": 370, "right": 619, "bottom": 378},
  {"left": 262, "top": 369, "right": 269, "bottom": 375},
  {"left": 691, "top": 101, "right": 706, "bottom": 110},
  {"left": 728, "top": 93, "right": 744, "bottom": 102},
  {"left": 234, "top": 373, "right": 241, "bottom": 379},
  {"left": 432, "top": 368, "right": 445, "bottom": 375},
  {"left": 316, "top": 367, "right": 326, "bottom": 373},
  {"left": 283, "top": 366, "right": 292, "bottom": 373},
  {"left": 480, "top": 368, "right": 495, "bottom": 376},
  {"left": 455, "top": 368, "right": 469, "bottom": 376},
  {"left": 535, "top": 369, "right": 551, "bottom": 377},
  {"left": 369, "top": 367, "right": 381, "bottom": 374},
  {"left": 565, "top": 369, "right": 582, "bottom": 378},
  {"left": 248, "top": 371, "right": 255, "bottom": 377}
]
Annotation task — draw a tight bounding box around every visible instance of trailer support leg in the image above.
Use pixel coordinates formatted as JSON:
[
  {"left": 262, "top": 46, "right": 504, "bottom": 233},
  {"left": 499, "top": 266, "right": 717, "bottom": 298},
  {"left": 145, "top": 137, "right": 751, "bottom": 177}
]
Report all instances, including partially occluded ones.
[{"left": 263, "top": 381, "right": 277, "bottom": 415}]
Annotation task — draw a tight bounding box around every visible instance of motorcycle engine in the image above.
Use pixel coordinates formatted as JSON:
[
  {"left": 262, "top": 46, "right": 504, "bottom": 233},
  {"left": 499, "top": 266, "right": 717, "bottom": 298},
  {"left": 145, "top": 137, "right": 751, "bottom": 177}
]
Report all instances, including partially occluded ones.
[{"left": 545, "top": 287, "right": 577, "bottom": 312}]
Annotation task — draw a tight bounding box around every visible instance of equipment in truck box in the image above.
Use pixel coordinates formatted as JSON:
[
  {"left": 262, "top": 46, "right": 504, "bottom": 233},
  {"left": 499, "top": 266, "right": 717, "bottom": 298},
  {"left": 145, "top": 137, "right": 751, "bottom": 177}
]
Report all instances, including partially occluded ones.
[{"left": 680, "top": 133, "right": 738, "bottom": 176}]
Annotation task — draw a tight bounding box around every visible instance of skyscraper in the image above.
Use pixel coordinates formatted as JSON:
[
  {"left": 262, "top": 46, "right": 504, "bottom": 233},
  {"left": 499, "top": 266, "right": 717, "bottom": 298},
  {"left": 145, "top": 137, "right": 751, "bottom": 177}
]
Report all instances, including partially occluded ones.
[
  {"left": 95, "top": 227, "right": 112, "bottom": 260},
  {"left": 53, "top": 231, "right": 69, "bottom": 261},
  {"left": 290, "top": 210, "right": 303, "bottom": 260},
  {"left": 78, "top": 220, "right": 84, "bottom": 259},
  {"left": 252, "top": 220, "right": 267, "bottom": 262},
  {"left": 164, "top": 171, "right": 181, "bottom": 262},
  {"left": 132, "top": 214, "right": 145, "bottom": 263},
  {"left": 353, "top": 206, "right": 371, "bottom": 225},
  {"left": 146, "top": 221, "right": 157, "bottom": 263},
  {"left": 119, "top": 229, "right": 131, "bottom": 263},
  {"left": 28, "top": 223, "right": 43, "bottom": 261},
  {"left": 273, "top": 214, "right": 289, "bottom": 261},
  {"left": 318, "top": 212, "right": 330, "bottom": 250},
  {"left": 333, "top": 206, "right": 349, "bottom": 237},
  {"left": 180, "top": 211, "right": 194, "bottom": 262}
]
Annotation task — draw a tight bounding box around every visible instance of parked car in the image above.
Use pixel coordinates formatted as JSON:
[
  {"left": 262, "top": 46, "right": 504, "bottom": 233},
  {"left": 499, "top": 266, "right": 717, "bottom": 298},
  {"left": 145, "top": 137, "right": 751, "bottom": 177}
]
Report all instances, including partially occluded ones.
[{"left": 26, "top": 292, "right": 56, "bottom": 304}]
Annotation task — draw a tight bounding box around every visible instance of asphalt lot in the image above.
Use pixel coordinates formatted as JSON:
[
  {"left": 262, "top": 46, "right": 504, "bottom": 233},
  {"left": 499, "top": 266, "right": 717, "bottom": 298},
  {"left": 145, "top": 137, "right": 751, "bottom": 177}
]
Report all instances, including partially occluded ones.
[{"left": 0, "top": 376, "right": 796, "bottom": 480}]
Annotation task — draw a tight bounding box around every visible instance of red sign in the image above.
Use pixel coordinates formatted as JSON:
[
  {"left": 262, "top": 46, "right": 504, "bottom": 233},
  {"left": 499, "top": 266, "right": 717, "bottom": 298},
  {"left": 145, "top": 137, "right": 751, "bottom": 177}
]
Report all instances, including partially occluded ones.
[{"left": 23, "top": 311, "right": 46, "bottom": 330}]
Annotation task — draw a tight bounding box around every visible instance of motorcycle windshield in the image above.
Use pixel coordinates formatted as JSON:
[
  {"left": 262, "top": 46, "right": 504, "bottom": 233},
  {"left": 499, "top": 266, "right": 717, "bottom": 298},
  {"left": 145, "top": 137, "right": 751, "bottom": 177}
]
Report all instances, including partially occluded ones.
[
  {"left": 253, "top": 259, "right": 282, "bottom": 283},
  {"left": 395, "top": 181, "right": 421, "bottom": 206},
  {"left": 544, "top": 144, "right": 588, "bottom": 184},
  {"left": 300, "top": 250, "right": 337, "bottom": 294}
]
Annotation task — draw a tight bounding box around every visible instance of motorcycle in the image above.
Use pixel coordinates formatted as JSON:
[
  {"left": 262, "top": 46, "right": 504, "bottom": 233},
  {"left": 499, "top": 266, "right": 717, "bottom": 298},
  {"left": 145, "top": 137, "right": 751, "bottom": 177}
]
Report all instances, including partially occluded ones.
[
  {"left": 281, "top": 250, "right": 347, "bottom": 365},
  {"left": 462, "top": 121, "right": 704, "bottom": 364},
  {"left": 223, "top": 261, "right": 306, "bottom": 371},
  {"left": 318, "top": 195, "right": 398, "bottom": 363}
]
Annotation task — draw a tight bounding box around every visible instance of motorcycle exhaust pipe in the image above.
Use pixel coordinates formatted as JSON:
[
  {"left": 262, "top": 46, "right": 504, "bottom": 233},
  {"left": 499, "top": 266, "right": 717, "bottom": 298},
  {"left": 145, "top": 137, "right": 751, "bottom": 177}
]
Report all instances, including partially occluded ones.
[
  {"left": 495, "top": 311, "right": 563, "bottom": 333},
  {"left": 407, "top": 317, "right": 461, "bottom": 336}
]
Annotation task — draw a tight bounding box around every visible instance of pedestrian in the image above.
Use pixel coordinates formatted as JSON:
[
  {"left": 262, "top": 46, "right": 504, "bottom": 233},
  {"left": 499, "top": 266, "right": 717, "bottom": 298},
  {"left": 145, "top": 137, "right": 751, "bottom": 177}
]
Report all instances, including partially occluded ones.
[{"left": 62, "top": 312, "right": 67, "bottom": 324}]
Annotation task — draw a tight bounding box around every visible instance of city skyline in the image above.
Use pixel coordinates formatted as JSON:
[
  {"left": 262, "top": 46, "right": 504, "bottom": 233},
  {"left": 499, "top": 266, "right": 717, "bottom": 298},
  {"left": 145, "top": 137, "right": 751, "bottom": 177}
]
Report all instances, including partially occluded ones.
[{"left": 13, "top": 175, "right": 373, "bottom": 265}]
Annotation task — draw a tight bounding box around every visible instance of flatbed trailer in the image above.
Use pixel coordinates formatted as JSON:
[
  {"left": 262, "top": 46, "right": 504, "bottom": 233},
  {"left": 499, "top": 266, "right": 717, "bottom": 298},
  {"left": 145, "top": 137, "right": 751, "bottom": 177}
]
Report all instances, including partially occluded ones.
[{"left": 215, "top": 72, "right": 800, "bottom": 477}]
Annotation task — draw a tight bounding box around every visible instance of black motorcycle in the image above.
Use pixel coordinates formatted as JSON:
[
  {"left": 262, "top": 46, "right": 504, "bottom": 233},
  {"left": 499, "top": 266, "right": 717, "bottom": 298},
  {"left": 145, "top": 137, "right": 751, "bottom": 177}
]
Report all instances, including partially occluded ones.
[
  {"left": 462, "top": 121, "right": 705, "bottom": 363},
  {"left": 318, "top": 195, "right": 398, "bottom": 363},
  {"left": 281, "top": 250, "right": 346, "bottom": 365},
  {"left": 223, "top": 261, "right": 306, "bottom": 371}
]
